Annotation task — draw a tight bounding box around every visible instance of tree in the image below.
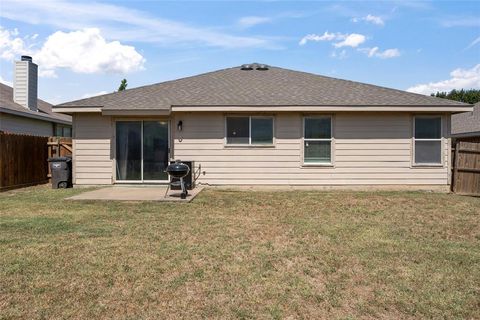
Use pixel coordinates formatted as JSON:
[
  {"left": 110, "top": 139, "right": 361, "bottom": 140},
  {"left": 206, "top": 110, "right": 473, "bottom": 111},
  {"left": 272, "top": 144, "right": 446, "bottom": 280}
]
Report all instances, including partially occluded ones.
[
  {"left": 118, "top": 79, "right": 128, "bottom": 91},
  {"left": 430, "top": 89, "right": 480, "bottom": 104}
]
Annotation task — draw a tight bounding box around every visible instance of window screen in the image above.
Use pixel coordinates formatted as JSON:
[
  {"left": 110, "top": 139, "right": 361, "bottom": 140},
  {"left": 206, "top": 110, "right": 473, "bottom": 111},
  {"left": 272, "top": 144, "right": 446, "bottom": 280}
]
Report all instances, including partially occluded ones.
[
  {"left": 414, "top": 117, "right": 442, "bottom": 165},
  {"left": 226, "top": 117, "right": 273, "bottom": 145},
  {"left": 226, "top": 117, "right": 249, "bottom": 144},
  {"left": 304, "top": 117, "right": 332, "bottom": 164}
]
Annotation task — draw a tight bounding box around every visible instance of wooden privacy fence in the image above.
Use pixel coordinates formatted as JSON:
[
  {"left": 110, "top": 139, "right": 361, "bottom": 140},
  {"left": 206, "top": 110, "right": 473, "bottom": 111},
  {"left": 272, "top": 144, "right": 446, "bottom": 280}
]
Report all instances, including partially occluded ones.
[
  {"left": 0, "top": 133, "right": 73, "bottom": 191},
  {"left": 0, "top": 132, "right": 49, "bottom": 191},
  {"left": 452, "top": 138, "right": 480, "bottom": 196},
  {"left": 47, "top": 137, "right": 72, "bottom": 180}
]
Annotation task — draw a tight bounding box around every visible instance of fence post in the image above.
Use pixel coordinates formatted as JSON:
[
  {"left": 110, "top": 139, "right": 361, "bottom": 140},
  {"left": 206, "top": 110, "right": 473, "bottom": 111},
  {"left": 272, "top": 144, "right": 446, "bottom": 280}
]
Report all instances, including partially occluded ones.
[{"left": 452, "top": 140, "right": 459, "bottom": 193}]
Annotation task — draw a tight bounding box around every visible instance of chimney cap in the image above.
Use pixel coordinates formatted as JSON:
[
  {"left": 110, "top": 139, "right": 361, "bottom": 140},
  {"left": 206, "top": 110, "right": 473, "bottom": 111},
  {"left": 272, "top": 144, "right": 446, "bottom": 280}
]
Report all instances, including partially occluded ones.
[{"left": 21, "top": 55, "right": 33, "bottom": 62}]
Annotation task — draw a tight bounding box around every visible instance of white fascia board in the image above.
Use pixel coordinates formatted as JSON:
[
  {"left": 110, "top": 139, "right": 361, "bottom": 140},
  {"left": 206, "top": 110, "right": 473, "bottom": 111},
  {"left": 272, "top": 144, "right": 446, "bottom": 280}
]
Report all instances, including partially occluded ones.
[
  {"left": 171, "top": 105, "right": 474, "bottom": 113},
  {"left": 53, "top": 107, "right": 102, "bottom": 114}
]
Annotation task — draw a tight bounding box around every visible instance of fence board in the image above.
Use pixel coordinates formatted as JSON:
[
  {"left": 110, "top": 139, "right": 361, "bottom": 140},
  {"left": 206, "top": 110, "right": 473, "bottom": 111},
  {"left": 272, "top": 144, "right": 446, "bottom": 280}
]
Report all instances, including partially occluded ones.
[
  {"left": 47, "top": 137, "right": 73, "bottom": 180},
  {"left": 0, "top": 132, "right": 49, "bottom": 191},
  {"left": 452, "top": 139, "right": 480, "bottom": 196}
]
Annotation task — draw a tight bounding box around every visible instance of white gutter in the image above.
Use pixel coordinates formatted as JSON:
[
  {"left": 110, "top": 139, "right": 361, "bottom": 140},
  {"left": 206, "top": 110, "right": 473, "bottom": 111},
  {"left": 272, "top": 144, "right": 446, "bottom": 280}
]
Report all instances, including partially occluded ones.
[
  {"left": 52, "top": 105, "right": 474, "bottom": 114},
  {"left": 102, "top": 109, "right": 171, "bottom": 116}
]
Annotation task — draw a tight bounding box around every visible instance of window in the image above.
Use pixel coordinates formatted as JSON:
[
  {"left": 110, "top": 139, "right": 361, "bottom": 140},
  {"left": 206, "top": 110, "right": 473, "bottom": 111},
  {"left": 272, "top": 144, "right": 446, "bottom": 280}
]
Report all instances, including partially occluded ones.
[
  {"left": 55, "top": 124, "right": 72, "bottom": 137},
  {"left": 413, "top": 116, "right": 442, "bottom": 165},
  {"left": 303, "top": 116, "right": 332, "bottom": 164},
  {"left": 226, "top": 116, "right": 273, "bottom": 145},
  {"left": 63, "top": 127, "right": 72, "bottom": 137}
]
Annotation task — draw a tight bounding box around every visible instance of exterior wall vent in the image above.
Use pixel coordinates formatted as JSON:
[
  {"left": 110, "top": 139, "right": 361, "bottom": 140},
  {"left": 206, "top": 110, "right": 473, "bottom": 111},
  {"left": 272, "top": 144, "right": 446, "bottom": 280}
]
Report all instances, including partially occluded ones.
[
  {"left": 240, "top": 64, "right": 254, "bottom": 70},
  {"left": 241, "top": 63, "right": 269, "bottom": 71}
]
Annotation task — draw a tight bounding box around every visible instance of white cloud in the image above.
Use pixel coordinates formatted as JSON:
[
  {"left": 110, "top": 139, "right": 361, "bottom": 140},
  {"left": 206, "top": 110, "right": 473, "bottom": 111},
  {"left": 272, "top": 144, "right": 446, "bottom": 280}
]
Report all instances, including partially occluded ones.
[
  {"left": 378, "top": 48, "right": 401, "bottom": 58},
  {"left": 238, "top": 11, "right": 306, "bottom": 29},
  {"left": 81, "top": 90, "right": 108, "bottom": 99},
  {"left": 299, "top": 32, "right": 337, "bottom": 45},
  {"left": 333, "top": 33, "right": 366, "bottom": 48},
  {"left": 359, "top": 47, "right": 401, "bottom": 59},
  {"left": 465, "top": 36, "right": 480, "bottom": 50},
  {"left": 300, "top": 31, "right": 365, "bottom": 48},
  {"left": 0, "top": 0, "right": 273, "bottom": 49},
  {"left": 1, "top": 27, "right": 145, "bottom": 77},
  {"left": 355, "top": 14, "right": 384, "bottom": 26},
  {"left": 407, "top": 64, "right": 480, "bottom": 95},
  {"left": 238, "top": 16, "right": 272, "bottom": 28},
  {"left": 33, "top": 28, "right": 145, "bottom": 77},
  {"left": 440, "top": 16, "right": 480, "bottom": 28},
  {"left": 0, "top": 26, "right": 27, "bottom": 60},
  {"left": 364, "top": 14, "right": 384, "bottom": 25},
  {"left": 362, "top": 47, "right": 378, "bottom": 57},
  {"left": 330, "top": 49, "right": 348, "bottom": 59},
  {"left": 0, "top": 74, "right": 13, "bottom": 86},
  {"left": 38, "top": 69, "right": 57, "bottom": 78}
]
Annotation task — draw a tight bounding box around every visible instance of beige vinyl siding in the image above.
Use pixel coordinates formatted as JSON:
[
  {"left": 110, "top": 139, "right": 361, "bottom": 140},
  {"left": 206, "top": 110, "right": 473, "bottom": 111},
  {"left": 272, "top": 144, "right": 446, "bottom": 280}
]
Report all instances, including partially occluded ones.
[
  {"left": 173, "top": 112, "right": 449, "bottom": 185},
  {"left": 73, "top": 113, "right": 113, "bottom": 185},
  {"left": 0, "top": 112, "right": 53, "bottom": 136}
]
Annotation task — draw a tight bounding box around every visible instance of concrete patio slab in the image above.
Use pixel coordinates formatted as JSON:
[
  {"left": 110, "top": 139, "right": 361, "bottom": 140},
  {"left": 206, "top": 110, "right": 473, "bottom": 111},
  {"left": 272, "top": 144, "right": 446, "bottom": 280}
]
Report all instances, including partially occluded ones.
[{"left": 67, "top": 186, "right": 203, "bottom": 202}]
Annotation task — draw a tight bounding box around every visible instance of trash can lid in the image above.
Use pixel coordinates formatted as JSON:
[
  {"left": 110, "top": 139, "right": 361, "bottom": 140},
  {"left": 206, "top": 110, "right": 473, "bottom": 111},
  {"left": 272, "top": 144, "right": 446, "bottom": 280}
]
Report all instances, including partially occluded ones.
[{"left": 48, "top": 156, "right": 72, "bottom": 162}]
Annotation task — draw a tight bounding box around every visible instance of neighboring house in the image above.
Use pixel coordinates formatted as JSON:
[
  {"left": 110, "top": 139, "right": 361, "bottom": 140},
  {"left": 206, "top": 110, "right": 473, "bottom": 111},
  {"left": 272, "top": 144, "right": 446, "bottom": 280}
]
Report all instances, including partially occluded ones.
[
  {"left": 54, "top": 63, "right": 472, "bottom": 187},
  {"left": 0, "top": 56, "right": 71, "bottom": 137},
  {"left": 452, "top": 102, "right": 480, "bottom": 139}
]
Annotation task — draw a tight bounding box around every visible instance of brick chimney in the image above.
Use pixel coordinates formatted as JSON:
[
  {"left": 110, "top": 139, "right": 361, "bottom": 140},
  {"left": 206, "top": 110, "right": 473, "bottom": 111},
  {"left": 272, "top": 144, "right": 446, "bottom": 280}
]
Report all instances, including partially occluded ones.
[{"left": 14, "top": 55, "right": 38, "bottom": 112}]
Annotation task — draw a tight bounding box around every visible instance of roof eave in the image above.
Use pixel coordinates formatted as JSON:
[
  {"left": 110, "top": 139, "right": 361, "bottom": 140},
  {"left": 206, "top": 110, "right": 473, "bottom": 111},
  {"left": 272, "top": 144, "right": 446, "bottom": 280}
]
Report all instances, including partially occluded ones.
[
  {"left": 451, "top": 131, "right": 480, "bottom": 138},
  {"left": 171, "top": 105, "right": 474, "bottom": 112},
  {"left": 53, "top": 106, "right": 103, "bottom": 114},
  {"left": 101, "top": 109, "right": 171, "bottom": 116},
  {"left": 1, "top": 107, "right": 72, "bottom": 125},
  {"left": 53, "top": 104, "right": 473, "bottom": 114}
]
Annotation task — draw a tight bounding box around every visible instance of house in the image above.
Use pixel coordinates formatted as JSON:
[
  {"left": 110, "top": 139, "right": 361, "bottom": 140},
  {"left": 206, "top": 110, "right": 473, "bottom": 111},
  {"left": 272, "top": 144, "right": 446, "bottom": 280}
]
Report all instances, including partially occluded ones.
[
  {"left": 53, "top": 63, "right": 472, "bottom": 188},
  {"left": 452, "top": 102, "right": 480, "bottom": 139},
  {"left": 0, "top": 56, "right": 71, "bottom": 137}
]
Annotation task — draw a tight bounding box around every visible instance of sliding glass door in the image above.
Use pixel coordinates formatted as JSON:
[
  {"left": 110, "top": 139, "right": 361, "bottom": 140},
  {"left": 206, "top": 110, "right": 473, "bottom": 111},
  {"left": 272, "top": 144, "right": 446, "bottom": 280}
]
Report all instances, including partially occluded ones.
[
  {"left": 116, "top": 120, "right": 169, "bottom": 182},
  {"left": 143, "top": 121, "right": 169, "bottom": 181},
  {"left": 116, "top": 121, "right": 142, "bottom": 181}
]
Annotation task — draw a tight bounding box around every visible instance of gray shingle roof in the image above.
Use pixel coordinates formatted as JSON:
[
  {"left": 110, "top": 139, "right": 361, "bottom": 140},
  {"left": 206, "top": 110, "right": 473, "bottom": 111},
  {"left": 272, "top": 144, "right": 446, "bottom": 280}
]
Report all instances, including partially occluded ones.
[
  {"left": 58, "top": 65, "right": 469, "bottom": 110},
  {"left": 452, "top": 102, "right": 480, "bottom": 136},
  {"left": 0, "top": 83, "right": 71, "bottom": 124}
]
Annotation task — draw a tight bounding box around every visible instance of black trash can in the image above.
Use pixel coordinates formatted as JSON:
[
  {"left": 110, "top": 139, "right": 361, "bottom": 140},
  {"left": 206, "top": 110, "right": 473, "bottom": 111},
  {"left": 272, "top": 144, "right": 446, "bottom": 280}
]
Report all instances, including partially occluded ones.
[{"left": 48, "top": 156, "right": 72, "bottom": 189}]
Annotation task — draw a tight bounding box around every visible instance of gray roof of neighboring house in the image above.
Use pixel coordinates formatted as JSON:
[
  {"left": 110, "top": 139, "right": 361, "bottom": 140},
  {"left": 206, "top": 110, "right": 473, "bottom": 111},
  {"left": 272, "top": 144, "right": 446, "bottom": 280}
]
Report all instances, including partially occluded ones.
[
  {"left": 452, "top": 102, "right": 480, "bottom": 137},
  {"left": 0, "top": 83, "right": 71, "bottom": 124},
  {"left": 58, "top": 65, "right": 469, "bottom": 110}
]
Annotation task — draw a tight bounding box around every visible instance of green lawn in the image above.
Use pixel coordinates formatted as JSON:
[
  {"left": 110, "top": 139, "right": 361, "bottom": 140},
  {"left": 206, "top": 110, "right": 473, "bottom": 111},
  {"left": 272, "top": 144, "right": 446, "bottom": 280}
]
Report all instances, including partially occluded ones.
[{"left": 0, "top": 186, "right": 479, "bottom": 319}]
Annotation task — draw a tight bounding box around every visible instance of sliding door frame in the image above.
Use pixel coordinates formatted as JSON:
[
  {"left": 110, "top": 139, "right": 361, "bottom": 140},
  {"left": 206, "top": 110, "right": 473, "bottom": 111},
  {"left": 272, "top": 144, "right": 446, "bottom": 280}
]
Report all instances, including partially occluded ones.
[{"left": 114, "top": 119, "right": 170, "bottom": 184}]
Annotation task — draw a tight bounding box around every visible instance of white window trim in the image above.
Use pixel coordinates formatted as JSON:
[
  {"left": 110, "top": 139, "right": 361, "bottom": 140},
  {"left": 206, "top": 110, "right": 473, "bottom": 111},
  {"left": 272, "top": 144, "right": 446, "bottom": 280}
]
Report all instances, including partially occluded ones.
[
  {"left": 412, "top": 115, "right": 444, "bottom": 167},
  {"left": 224, "top": 115, "right": 275, "bottom": 147},
  {"left": 302, "top": 115, "right": 334, "bottom": 166}
]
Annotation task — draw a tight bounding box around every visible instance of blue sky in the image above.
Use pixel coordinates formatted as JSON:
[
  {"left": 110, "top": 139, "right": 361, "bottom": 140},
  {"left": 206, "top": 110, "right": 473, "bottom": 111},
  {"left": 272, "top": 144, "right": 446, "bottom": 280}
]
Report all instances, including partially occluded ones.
[{"left": 0, "top": 0, "right": 479, "bottom": 104}]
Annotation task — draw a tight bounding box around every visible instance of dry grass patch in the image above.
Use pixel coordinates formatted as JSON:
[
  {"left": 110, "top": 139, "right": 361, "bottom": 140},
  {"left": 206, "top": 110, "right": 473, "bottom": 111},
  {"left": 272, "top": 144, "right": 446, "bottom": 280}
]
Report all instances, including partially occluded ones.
[{"left": 0, "top": 186, "right": 479, "bottom": 319}]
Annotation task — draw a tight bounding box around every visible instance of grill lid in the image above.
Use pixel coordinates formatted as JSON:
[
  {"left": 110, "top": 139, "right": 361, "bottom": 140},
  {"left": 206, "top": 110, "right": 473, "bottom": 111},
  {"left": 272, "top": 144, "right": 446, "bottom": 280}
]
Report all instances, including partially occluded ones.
[{"left": 165, "top": 160, "right": 190, "bottom": 178}]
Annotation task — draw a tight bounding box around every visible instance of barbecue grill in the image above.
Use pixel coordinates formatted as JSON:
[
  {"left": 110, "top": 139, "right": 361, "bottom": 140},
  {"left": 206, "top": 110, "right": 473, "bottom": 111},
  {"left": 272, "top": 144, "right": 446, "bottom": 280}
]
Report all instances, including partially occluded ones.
[{"left": 165, "top": 160, "right": 190, "bottom": 199}]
